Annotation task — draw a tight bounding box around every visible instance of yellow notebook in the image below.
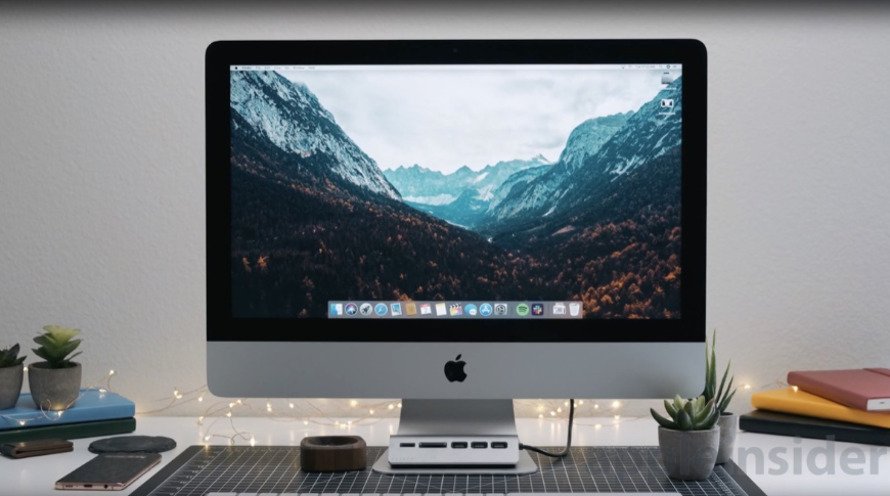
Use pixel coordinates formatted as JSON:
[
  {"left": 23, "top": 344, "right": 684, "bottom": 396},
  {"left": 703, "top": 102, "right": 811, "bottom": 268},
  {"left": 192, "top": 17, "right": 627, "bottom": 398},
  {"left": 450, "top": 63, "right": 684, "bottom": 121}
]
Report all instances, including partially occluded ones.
[{"left": 752, "top": 387, "right": 890, "bottom": 429}]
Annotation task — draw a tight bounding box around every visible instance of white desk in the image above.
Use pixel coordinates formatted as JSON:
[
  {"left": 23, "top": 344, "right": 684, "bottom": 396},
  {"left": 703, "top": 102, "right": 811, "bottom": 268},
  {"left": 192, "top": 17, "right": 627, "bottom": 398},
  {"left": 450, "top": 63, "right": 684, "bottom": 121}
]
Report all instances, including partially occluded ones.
[{"left": 2, "top": 416, "right": 887, "bottom": 496}]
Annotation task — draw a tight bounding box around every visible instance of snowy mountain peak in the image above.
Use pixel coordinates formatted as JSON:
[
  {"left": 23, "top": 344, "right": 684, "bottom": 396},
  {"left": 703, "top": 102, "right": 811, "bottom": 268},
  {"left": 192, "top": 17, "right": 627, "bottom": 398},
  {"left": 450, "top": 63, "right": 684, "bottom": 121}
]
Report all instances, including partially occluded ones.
[
  {"left": 595, "top": 77, "right": 682, "bottom": 179},
  {"left": 230, "top": 70, "right": 400, "bottom": 200},
  {"left": 453, "top": 165, "right": 474, "bottom": 177},
  {"left": 383, "top": 155, "right": 554, "bottom": 229},
  {"left": 557, "top": 112, "right": 631, "bottom": 172},
  {"left": 482, "top": 112, "right": 631, "bottom": 223}
]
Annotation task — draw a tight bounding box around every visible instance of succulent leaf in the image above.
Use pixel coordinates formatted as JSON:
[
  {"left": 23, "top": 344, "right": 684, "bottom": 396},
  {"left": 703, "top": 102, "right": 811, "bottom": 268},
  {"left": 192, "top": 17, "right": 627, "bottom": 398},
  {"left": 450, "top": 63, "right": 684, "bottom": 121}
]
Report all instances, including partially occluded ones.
[
  {"left": 651, "top": 408, "right": 677, "bottom": 429},
  {"left": 703, "top": 330, "right": 718, "bottom": 400},
  {"left": 0, "top": 343, "right": 26, "bottom": 367},
  {"left": 651, "top": 395, "right": 718, "bottom": 431},
  {"left": 692, "top": 399, "right": 712, "bottom": 425},
  {"left": 677, "top": 408, "right": 693, "bottom": 430},
  {"left": 719, "top": 388, "right": 737, "bottom": 414},
  {"left": 672, "top": 395, "right": 685, "bottom": 411},
  {"left": 702, "top": 330, "right": 737, "bottom": 415},
  {"left": 42, "top": 325, "right": 81, "bottom": 343},
  {"left": 716, "top": 360, "right": 730, "bottom": 402},
  {"left": 31, "top": 325, "right": 82, "bottom": 369}
]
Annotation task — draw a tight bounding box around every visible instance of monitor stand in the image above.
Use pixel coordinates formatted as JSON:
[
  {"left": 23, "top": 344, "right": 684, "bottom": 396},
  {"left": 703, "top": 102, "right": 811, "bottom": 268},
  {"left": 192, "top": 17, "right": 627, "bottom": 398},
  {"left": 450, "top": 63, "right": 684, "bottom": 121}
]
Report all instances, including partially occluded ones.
[{"left": 372, "top": 399, "right": 538, "bottom": 475}]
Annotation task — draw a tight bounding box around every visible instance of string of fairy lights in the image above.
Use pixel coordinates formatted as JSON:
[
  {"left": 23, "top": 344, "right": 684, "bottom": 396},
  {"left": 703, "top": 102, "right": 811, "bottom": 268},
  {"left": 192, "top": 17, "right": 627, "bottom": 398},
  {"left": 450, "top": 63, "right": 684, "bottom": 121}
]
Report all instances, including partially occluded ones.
[{"left": 1, "top": 368, "right": 792, "bottom": 446}]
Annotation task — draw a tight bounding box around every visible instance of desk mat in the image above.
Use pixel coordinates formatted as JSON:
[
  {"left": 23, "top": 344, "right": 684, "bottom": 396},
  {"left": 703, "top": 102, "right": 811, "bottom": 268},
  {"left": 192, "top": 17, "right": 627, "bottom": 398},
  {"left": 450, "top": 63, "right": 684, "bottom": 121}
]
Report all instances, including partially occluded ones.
[{"left": 130, "top": 446, "right": 766, "bottom": 496}]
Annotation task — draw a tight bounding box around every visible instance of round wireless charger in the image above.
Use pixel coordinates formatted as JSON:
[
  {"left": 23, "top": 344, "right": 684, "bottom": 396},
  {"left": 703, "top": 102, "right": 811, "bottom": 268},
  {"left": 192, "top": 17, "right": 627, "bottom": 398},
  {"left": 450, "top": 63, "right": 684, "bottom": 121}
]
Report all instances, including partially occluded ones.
[{"left": 89, "top": 435, "right": 177, "bottom": 454}]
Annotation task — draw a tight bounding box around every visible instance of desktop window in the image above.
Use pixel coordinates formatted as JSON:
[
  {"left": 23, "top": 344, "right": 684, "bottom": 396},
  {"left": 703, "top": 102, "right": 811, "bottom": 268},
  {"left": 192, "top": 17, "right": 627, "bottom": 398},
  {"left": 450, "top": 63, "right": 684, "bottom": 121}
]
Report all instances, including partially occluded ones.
[{"left": 229, "top": 64, "right": 682, "bottom": 320}]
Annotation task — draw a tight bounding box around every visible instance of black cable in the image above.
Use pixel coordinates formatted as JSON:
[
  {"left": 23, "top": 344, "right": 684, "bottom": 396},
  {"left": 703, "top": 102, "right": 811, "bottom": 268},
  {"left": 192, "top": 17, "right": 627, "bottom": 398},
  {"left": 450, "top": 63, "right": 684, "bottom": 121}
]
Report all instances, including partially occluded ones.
[{"left": 519, "top": 398, "right": 574, "bottom": 458}]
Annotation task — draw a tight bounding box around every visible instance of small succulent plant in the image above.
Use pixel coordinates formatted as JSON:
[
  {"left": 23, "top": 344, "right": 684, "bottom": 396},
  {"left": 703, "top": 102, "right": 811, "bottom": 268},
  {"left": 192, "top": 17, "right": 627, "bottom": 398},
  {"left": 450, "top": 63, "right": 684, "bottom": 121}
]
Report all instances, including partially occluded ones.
[
  {"left": 702, "top": 330, "right": 737, "bottom": 414},
  {"left": 32, "top": 325, "right": 82, "bottom": 369},
  {"left": 651, "top": 395, "right": 720, "bottom": 431},
  {"left": 0, "top": 344, "right": 26, "bottom": 368}
]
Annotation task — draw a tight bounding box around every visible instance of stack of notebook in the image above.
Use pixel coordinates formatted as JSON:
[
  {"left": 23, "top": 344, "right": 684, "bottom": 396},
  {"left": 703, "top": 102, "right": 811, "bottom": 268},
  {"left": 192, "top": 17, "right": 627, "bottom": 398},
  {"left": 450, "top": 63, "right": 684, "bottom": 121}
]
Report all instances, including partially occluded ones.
[
  {"left": 0, "top": 389, "right": 136, "bottom": 443},
  {"left": 740, "top": 368, "right": 890, "bottom": 446}
]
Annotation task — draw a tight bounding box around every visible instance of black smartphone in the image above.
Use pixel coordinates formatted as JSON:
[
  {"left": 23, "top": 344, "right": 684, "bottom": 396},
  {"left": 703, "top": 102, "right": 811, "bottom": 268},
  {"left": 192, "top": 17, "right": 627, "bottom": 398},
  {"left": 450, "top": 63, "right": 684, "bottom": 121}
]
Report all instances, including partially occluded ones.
[{"left": 55, "top": 453, "right": 161, "bottom": 491}]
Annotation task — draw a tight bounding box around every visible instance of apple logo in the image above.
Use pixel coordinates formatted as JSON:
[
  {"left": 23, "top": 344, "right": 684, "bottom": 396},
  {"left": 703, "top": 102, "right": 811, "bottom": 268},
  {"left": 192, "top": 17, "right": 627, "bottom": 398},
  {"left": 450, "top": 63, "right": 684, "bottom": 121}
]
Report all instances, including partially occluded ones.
[{"left": 444, "top": 354, "right": 467, "bottom": 382}]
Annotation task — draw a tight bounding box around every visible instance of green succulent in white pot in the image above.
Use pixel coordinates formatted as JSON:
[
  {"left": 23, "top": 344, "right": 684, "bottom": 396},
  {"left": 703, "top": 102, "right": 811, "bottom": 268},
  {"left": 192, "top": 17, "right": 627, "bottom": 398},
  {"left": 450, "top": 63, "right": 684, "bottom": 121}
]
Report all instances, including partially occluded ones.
[
  {"left": 28, "top": 325, "right": 83, "bottom": 411},
  {"left": 0, "top": 344, "right": 27, "bottom": 410},
  {"left": 651, "top": 395, "right": 720, "bottom": 480}
]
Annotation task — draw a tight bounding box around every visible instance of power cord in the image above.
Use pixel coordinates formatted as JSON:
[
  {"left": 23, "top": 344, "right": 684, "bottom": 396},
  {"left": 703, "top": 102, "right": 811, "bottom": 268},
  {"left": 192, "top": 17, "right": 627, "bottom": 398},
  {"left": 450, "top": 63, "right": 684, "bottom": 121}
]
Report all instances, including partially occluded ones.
[{"left": 519, "top": 398, "right": 574, "bottom": 458}]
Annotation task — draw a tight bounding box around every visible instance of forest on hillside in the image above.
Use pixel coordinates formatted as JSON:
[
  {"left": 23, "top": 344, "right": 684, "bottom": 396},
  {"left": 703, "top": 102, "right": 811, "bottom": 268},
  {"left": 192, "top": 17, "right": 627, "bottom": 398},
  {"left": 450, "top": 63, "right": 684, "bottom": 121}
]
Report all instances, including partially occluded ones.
[{"left": 231, "top": 123, "right": 681, "bottom": 319}]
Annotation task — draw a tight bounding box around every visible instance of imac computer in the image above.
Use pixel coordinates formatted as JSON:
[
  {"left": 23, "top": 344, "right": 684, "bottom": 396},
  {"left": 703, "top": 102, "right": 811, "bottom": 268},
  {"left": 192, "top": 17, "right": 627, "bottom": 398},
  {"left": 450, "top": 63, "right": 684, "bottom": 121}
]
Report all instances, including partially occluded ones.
[{"left": 206, "top": 39, "right": 707, "bottom": 473}]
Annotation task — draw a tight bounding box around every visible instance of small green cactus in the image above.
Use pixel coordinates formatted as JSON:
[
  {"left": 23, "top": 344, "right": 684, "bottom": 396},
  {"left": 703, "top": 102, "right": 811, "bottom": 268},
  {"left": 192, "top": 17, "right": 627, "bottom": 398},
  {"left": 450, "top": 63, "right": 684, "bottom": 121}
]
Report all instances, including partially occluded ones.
[
  {"left": 32, "top": 325, "right": 82, "bottom": 369},
  {"left": 651, "top": 395, "right": 719, "bottom": 431},
  {"left": 702, "top": 330, "right": 737, "bottom": 414},
  {"left": 0, "top": 344, "right": 26, "bottom": 368}
]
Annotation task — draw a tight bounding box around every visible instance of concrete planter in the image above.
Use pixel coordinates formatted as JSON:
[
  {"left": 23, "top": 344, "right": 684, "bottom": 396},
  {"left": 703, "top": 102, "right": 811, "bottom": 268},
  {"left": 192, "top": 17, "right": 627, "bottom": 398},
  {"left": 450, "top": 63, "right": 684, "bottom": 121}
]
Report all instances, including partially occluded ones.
[
  {"left": 0, "top": 364, "right": 24, "bottom": 410},
  {"left": 716, "top": 412, "right": 738, "bottom": 464},
  {"left": 658, "top": 425, "right": 720, "bottom": 480},
  {"left": 28, "top": 362, "right": 81, "bottom": 411}
]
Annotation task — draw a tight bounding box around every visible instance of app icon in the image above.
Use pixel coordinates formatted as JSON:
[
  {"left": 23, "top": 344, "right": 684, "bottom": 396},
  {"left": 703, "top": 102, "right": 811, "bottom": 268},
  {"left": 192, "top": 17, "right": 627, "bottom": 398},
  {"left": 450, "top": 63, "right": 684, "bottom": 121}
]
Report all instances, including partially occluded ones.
[
  {"left": 449, "top": 303, "right": 464, "bottom": 316},
  {"left": 345, "top": 303, "right": 358, "bottom": 316},
  {"left": 390, "top": 302, "right": 402, "bottom": 316},
  {"left": 569, "top": 302, "right": 582, "bottom": 317},
  {"left": 359, "top": 303, "right": 373, "bottom": 316},
  {"left": 435, "top": 302, "right": 447, "bottom": 316},
  {"left": 479, "top": 303, "right": 493, "bottom": 317},
  {"left": 420, "top": 303, "right": 432, "bottom": 315},
  {"left": 531, "top": 303, "right": 544, "bottom": 316},
  {"left": 660, "top": 98, "right": 674, "bottom": 109},
  {"left": 329, "top": 303, "right": 343, "bottom": 316},
  {"left": 516, "top": 303, "right": 530, "bottom": 316},
  {"left": 552, "top": 302, "right": 566, "bottom": 316},
  {"left": 494, "top": 303, "right": 508, "bottom": 316},
  {"left": 465, "top": 303, "right": 478, "bottom": 316},
  {"left": 374, "top": 303, "right": 388, "bottom": 316},
  {"left": 405, "top": 302, "right": 417, "bottom": 316}
]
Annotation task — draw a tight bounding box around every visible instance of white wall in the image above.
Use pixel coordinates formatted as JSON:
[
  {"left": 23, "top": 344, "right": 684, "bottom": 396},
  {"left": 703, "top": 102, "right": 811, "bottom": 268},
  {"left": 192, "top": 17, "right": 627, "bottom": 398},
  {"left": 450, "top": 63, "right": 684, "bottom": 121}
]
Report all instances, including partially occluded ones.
[{"left": 1, "top": 3, "right": 889, "bottom": 418}]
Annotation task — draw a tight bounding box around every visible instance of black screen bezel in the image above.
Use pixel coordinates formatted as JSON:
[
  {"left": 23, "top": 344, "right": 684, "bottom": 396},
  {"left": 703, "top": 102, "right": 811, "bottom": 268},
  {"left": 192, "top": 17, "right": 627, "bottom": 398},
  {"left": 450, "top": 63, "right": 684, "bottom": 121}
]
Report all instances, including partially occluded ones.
[{"left": 207, "top": 39, "right": 706, "bottom": 343}]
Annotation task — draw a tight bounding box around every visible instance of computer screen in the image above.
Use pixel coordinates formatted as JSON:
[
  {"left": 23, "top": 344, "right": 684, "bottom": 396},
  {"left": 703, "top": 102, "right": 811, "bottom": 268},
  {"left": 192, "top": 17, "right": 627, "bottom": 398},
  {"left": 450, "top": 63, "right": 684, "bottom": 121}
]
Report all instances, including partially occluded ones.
[
  {"left": 229, "top": 63, "right": 683, "bottom": 321},
  {"left": 209, "top": 40, "right": 704, "bottom": 400}
]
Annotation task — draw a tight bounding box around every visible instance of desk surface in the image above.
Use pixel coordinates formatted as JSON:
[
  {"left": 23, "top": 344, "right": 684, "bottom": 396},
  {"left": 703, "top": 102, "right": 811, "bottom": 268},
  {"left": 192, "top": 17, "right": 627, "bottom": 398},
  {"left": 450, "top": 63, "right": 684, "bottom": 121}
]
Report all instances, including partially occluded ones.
[{"left": 2, "top": 416, "right": 887, "bottom": 496}]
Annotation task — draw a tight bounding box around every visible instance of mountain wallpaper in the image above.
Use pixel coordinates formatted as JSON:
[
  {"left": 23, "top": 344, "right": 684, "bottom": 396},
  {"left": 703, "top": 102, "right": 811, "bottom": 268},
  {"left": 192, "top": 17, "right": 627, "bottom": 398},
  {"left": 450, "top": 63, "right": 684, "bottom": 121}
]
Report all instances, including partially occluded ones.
[{"left": 230, "top": 69, "right": 682, "bottom": 319}]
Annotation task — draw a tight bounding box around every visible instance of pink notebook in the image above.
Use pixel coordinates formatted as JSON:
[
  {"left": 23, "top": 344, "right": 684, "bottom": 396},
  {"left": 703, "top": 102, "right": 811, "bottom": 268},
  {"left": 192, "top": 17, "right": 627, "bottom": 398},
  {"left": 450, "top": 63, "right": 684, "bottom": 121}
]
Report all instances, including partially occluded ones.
[{"left": 787, "top": 368, "right": 890, "bottom": 411}]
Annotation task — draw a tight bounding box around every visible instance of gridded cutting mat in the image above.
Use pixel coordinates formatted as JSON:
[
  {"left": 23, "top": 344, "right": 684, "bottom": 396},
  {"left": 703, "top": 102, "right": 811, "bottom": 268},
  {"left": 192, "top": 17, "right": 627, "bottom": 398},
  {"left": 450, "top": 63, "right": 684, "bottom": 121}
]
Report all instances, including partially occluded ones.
[{"left": 130, "top": 446, "right": 765, "bottom": 496}]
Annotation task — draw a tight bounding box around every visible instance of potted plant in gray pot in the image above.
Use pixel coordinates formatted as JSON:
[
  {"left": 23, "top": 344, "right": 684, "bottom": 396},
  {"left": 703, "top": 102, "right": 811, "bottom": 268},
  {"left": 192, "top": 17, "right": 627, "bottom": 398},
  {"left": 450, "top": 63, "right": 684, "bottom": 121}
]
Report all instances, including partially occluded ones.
[
  {"left": 0, "top": 344, "right": 27, "bottom": 410},
  {"left": 702, "top": 331, "right": 738, "bottom": 464},
  {"left": 28, "top": 325, "right": 83, "bottom": 411},
  {"left": 651, "top": 395, "right": 720, "bottom": 480}
]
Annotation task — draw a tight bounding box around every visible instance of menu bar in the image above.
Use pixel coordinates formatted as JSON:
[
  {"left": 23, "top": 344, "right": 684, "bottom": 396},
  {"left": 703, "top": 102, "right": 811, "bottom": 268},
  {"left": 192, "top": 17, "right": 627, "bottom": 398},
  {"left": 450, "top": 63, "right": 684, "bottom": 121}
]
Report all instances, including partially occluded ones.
[{"left": 231, "top": 64, "right": 681, "bottom": 72}]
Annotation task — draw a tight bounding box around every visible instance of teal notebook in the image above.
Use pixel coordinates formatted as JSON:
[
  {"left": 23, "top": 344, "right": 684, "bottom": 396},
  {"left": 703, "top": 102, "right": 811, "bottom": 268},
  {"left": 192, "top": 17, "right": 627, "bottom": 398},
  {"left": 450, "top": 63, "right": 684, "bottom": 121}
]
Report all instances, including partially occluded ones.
[{"left": 0, "top": 389, "right": 135, "bottom": 430}]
